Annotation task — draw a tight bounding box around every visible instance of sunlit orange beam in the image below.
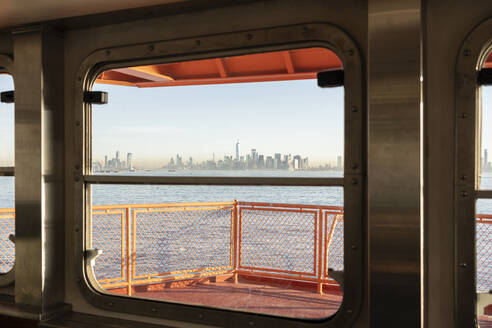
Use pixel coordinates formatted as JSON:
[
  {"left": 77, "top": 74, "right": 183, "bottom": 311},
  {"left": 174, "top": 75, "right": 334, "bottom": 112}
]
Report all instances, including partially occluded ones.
[
  {"left": 282, "top": 51, "right": 295, "bottom": 74},
  {"left": 113, "top": 67, "right": 174, "bottom": 82},
  {"left": 215, "top": 58, "right": 228, "bottom": 78},
  {"left": 135, "top": 72, "right": 318, "bottom": 88},
  {"left": 94, "top": 79, "right": 137, "bottom": 87}
]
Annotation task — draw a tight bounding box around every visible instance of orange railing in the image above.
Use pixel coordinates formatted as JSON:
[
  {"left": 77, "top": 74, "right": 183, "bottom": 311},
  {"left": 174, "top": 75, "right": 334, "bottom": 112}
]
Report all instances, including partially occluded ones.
[
  {"left": 91, "top": 201, "right": 344, "bottom": 294},
  {"left": 0, "top": 204, "right": 490, "bottom": 294}
]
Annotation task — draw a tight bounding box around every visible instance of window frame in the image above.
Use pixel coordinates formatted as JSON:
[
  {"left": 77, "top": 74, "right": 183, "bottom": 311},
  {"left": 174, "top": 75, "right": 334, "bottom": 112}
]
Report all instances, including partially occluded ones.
[
  {"left": 73, "top": 23, "right": 364, "bottom": 327},
  {"left": 455, "top": 17, "right": 492, "bottom": 327},
  {"left": 0, "top": 54, "right": 15, "bottom": 287}
]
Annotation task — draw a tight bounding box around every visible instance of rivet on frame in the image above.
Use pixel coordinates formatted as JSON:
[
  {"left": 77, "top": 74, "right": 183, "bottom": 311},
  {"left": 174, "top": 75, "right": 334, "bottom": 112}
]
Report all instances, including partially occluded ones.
[
  {"left": 464, "top": 49, "right": 471, "bottom": 57},
  {"left": 461, "top": 191, "right": 468, "bottom": 197},
  {"left": 148, "top": 45, "right": 154, "bottom": 52},
  {"left": 195, "top": 40, "right": 201, "bottom": 46},
  {"left": 246, "top": 33, "right": 253, "bottom": 41},
  {"left": 351, "top": 163, "right": 358, "bottom": 170},
  {"left": 75, "top": 121, "right": 81, "bottom": 127},
  {"left": 248, "top": 321, "right": 254, "bottom": 326},
  {"left": 352, "top": 106, "right": 358, "bottom": 113},
  {"left": 348, "top": 49, "right": 354, "bottom": 56},
  {"left": 461, "top": 113, "right": 468, "bottom": 119},
  {"left": 151, "top": 308, "right": 157, "bottom": 313},
  {"left": 351, "top": 178, "right": 358, "bottom": 185},
  {"left": 105, "top": 50, "right": 111, "bottom": 56},
  {"left": 459, "top": 262, "right": 467, "bottom": 268},
  {"left": 108, "top": 302, "right": 114, "bottom": 307}
]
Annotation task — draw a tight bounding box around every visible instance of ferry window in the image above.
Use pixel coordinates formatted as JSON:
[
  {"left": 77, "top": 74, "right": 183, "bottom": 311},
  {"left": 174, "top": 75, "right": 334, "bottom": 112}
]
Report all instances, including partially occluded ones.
[
  {"left": 477, "top": 61, "right": 492, "bottom": 322},
  {"left": 0, "top": 73, "right": 14, "bottom": 278},
  {"left": 85, "top": 48, "right": 350, "bottom": 319}
]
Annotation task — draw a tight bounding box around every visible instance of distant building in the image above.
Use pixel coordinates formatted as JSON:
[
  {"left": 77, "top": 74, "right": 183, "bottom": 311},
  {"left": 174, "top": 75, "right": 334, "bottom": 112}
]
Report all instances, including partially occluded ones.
[{"left": 337, "top": 156, "right": 343, "bottom": 170}]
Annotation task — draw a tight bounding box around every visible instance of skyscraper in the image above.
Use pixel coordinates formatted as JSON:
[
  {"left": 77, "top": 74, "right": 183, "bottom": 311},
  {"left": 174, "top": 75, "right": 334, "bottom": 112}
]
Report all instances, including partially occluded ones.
[
  {"left": 337, "top": 156, "right": 342, "bottom": 170},
  {"left": 127, "top": 153, "right": 133, "bottom": 171},
  {"left": 484, "top": 149, "right": 488, "bottom": 171},
  {"left": 235, "top": 140, "right": 240, "bottom": 161}
]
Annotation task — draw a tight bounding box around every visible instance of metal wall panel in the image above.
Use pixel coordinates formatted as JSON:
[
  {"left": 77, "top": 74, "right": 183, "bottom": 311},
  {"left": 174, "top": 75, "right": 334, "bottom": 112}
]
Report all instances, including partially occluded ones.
[
  {"left": 13, "top": 27, "right": 65, "bottom": 317},
  {"left": 368, "top": 0, "right": 422, "bottom": 326}
]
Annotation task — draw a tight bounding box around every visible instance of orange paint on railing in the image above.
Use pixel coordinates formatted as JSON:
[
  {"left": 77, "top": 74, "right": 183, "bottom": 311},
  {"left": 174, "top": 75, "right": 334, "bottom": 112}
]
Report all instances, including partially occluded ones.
[{"left": 1, "top": 204, "right": 490, "bottom": 294}]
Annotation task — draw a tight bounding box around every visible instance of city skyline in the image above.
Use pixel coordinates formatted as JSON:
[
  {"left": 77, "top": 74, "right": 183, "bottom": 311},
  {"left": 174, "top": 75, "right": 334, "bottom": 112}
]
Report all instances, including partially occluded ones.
[
  {"left": 90, "top": 79, "right": 344, "bottom": 169},
  {"left": 93, "top": 144, "right": 344, "bottom": 172}
]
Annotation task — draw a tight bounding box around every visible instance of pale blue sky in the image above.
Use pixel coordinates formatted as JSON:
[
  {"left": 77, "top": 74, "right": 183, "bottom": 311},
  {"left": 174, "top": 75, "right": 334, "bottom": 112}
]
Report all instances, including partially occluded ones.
[
  {"left": 92, "top": 79, "right": 344, "bottom": 169},
  {"left": 2, "top": 78, "right": 492, "bottom": 169},
  {"left": 0, "top": 75, "right": 14, "bottom": 166}
]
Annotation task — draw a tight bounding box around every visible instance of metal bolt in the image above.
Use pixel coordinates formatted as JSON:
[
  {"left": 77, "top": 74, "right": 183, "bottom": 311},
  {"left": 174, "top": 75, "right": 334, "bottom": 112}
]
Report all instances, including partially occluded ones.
[
  {"left": 461, "top": 191, "right": 468, "bottom": 197},
  {"left": 76, "top": 277, "right": 81, "bottom": 283},
  {"left": 74, "top": 227, "right": 80, "bottom": 232},
  {"left": 105, "top": 50, "right": 111, "bottom": 56},
  {"left": 461, "top": 174, "right": 467, "bottom": 181},
  {"left": 459, "top": 262, "right": 467, "bottom": 268},
  {"left": 464, "top": 49, "right": 471, "bottom": 57},
  {"left": 346, "top": 309, "right": 353, "bottom": 314},
  {"left": 351, "top": 244, "right": 357, "bottom": 250},
  {"left": 461, "top": 113, "right": 468, "bottom": 119},
  {"left": 348, "top": 49, "right": 354, "bottom": 56},
  {"left": 108, "top": 302, "right": 114, "bottom": 307},
  {"left": 352, "top": 106, "right": 358, "bottom": 113},
  {"left": 151, "top": 308, "right": 157, "bottom": 313},
  {"left": 77, "top": 76, "right": 82, "bottom": 82},
  {"left": 75, "top": 165, "right": 81, "bottom": 170},
  {"left": 148, "top": 45, "right": 154, "bottom": 51},
  {"left": 351, "top": 178, "right": 358, "bottom": 185},
  {"left": 75, "top": 121, "right": 81, "bottom": 127},
  {"left": 198, "top": 314, "right": 203, "bottom": 319},
  {"left": 351, "top": 163, "right": 358, "bottom": 170},
  {"left": 195, "top": 40, "right": 201, "bottom": 46},
  {"left": 248, "top": 322, "right": 254, "bottom": 326},
  {"left": 246, "top": 33, "right": 253, "bottom": 40}
]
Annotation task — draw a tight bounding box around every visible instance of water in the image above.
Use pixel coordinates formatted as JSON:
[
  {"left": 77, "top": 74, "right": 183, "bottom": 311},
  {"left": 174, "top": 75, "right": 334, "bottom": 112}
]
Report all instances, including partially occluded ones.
[{"left": 0, "top": 171, "right": 490, "bottom": 292}]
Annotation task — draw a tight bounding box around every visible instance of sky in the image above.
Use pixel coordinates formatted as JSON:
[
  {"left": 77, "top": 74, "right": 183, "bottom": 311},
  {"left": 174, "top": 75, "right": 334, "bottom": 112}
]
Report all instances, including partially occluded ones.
[
  {"left": 0, "top": 75, "right": 13, "bottom": 166},
  {"left": 3, "top": 76, "right": 492, "bottom": 169},
  {"left": 482, "top": 86, "right": 492, "bottom": 165},
  {"left": 91, "top": 78, "right": 344, "bottom": 169}
]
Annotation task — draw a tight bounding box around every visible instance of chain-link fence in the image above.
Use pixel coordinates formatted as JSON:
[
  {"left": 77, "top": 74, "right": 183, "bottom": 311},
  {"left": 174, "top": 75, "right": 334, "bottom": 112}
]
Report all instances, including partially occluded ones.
[
  {"left": 0, "top": 209, "right": 14, "bottom": 273},
  {"left": 477, "top": 215, "right": 492, "bottom": 292},
  {"left": 1, "top": 204, "right": 490, "bottom": 294}
]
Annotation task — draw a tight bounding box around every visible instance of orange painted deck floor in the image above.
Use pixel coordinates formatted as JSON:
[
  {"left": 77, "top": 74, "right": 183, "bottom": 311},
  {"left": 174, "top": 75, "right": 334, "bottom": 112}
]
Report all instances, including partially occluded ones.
[
  {"left": 117, "top": 281, "right": 492, "bottom": 324},
  {"left": 131, "top": 280, "right": 343, "bottom": 319},
  {"left": 480, "top": 316, "right": 492, "bottom": 328}
]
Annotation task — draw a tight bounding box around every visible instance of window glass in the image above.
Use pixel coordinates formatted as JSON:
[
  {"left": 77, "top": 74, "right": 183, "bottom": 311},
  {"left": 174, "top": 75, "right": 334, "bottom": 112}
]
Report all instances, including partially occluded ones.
[
  {"left": 475, "top": 199, "right": 492, "bottom": 321},
  {"left": 480, "top": 86, "right": 492, "bottom": 189},
  {"left": 90, "top": 185, "right": 344, "bottom": 318},
  {"left": 87, "top": 48, "right": 345, "bottom": 319},
  {"left": 0, "top": 73, "right": 15, "bottom": 274}
]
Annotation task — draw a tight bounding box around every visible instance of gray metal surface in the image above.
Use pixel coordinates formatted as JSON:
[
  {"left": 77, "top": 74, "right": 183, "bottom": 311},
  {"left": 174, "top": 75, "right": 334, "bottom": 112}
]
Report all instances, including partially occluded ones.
[
  {"left": 83, "top": 175, "right": 345, "bottom": 186},
  {"left": 368, "top": 0, "right": 422, "bottom": 326},
  {"left": 455, "top": 15, "right": 492, "bottom": 328},
  {"left": 13, "top": 27, "right": 65, "bottom": 316}
]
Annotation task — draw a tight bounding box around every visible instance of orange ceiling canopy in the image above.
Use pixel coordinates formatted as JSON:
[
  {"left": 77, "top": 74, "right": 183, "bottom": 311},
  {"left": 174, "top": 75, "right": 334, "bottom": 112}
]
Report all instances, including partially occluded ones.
[{"left": 95, "top": 47, "right": 343, "bottom": 87}]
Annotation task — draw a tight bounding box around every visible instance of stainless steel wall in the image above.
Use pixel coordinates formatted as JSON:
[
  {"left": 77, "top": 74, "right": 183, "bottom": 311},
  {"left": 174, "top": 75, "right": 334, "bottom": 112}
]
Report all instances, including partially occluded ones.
[{"left": 0, "top": 0, "right": 490, "bottom": 327}]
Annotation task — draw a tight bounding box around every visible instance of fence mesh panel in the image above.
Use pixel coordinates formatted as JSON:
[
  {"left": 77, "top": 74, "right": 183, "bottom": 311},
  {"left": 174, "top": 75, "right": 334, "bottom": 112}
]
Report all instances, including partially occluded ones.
[
  {"left": 477, "top": 218, "right": 492, "bottom": 292},
  {"left": 0, "top": 212, "right": 14, "bottom": 273},
  {"left": 326, "top": 213, "right": 344, "bottom": 272},
  {"left": 239, "top": 207, "right": 316, "bottom": 275},
  {"left": 92, "top": 209, "right": 126, "bottom": 283},
  {"left": 133, "top": 206, "right": 233, "bottom": 280}
]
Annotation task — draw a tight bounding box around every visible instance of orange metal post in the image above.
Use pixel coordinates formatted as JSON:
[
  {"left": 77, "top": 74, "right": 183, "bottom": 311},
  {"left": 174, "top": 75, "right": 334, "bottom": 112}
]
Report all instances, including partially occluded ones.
[
  {"left": 233, "top": 200, "right": 239, "bottom": 284},
  {"left": 126, "top": 206, "right": 132, "bottom": 296},
  {"left": 317, "top": 209, "right": 324, "bottom": 294}
]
